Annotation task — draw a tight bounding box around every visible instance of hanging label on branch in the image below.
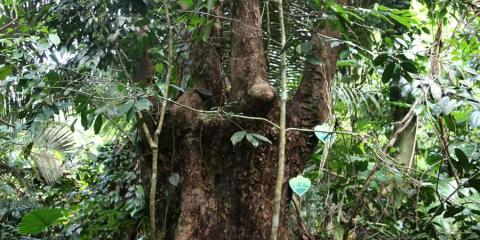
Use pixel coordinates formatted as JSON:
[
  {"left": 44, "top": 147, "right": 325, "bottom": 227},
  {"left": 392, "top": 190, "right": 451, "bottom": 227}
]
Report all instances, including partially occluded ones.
[
  {"left": 289, "top": 175, "right": 311, "bottom": 196},
  {"left": 314, "top": 124, "right": 336, "bottom": 144}
]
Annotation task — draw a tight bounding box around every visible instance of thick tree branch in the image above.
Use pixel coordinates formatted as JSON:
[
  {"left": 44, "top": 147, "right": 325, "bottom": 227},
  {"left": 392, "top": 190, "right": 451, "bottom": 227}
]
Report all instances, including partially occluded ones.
[
  {"left": 290, "top": 0, "right": 349, "bottom": 128},
  {"left": 231, "top": 0, "right": 275, "bottom": 108}
]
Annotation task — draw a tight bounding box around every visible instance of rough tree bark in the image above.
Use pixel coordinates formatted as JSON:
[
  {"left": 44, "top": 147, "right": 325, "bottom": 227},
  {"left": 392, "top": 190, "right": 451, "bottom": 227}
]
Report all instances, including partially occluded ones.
[{"left": 136, "top": 0, "right": 347, "bottom": 239}]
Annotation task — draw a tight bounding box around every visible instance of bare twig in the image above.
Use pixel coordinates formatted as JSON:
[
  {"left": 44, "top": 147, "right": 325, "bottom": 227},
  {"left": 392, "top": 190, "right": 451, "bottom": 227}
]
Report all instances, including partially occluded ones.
[
  {"left": 0, "top": 117, "right": 15, "bottom": 127},
  {"left": 292, "top": 195, "right": 315, "bottom": 240},
  {"left": 149, "top": 0, "right": 173, "bottom": 238}
]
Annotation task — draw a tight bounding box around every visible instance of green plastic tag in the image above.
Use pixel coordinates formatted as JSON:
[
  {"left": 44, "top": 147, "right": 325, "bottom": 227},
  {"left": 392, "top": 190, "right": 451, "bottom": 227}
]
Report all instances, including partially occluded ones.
[
  {"left": 314, "top": 124, "right": 336, "bottom": 144},
  {"left": 289, "top": 175, "right": 311, "bottom": 196}
]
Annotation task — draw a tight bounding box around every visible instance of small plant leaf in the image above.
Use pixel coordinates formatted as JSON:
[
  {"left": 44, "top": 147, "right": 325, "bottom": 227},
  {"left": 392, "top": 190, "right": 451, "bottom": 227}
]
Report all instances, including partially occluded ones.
[
  {"left": 246, "top": 133, "right": 259, "bottom": 147},
  {"left": 231, "top": 131, "right": 246, "bottom": 146},
  {"left": 250, "top": 133, "right": 272, "bottom": 144},
  {"left": 94, "top": 115, "right": 103, "bottom": 134},
  {"left": 48, "top": 33, "right": 61, "bottom": 46}
]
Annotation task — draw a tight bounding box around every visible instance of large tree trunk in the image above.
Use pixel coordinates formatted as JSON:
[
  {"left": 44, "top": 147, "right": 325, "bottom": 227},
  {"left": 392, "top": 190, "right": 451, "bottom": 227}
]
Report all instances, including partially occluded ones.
[{"left": 136, "top": 1, "right": 347, "bottom": 239}]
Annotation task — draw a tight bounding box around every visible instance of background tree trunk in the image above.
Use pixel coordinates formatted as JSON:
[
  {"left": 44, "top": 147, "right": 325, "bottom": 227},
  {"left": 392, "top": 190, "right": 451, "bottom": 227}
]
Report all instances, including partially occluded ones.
[{"left": 136, "top": 1, "right": 346, "bottom": 239}]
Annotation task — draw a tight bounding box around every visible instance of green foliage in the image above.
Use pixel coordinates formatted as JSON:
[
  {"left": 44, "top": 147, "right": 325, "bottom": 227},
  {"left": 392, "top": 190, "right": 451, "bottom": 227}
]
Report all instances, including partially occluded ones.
[
  {"left": 17, "top": 208, "right": 64, "bottom": 235},
  {"left": 1, "top": 0, "right": 480, "bottom": 239},
  {"left": 62, "top": 143, "right": 146, "bottom": 239},
  {"left": 231, "top": 131, "right": 272, "bottom": 147}
]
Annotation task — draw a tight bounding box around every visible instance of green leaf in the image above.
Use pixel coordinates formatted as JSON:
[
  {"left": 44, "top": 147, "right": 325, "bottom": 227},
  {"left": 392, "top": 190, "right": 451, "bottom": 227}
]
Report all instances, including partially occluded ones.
[
  {"left": 45, "top": 70, "right": 60, "bottom": 83},
  {"left": 393, "top": 64, "right": 401, "bottom": 82},
  {"left": 207, "top": 0, "right": 217, "bottom": 10},
  {"left": 135, "top": 98, "right": 152, "bottom": 111},
  {"left": 390, "top": 13, "right": 412, "bottom": 28},
  {"left": 18, "top": 208, "right": 64, "bottom": 235},
  {"left": 118, "top": 100, "right": 135, "bottom": 115},
  {"left": 81, "top": 112, "right": 89, "bottom": 130},
  {"left": 201, "top": 22, "right": 212, "bottom": 42},
  {"left": 180, "top": 0, "right": 193, "bottom": 9},
  {"left": 246, "top": 133, "right": 259, "bottom": 147},
  {"left": 231, "top": 131, "right": 246, "bottom": 146},
  {"left": 37, "top": 39, "right": 50, "bottom": 53},
  {"left": 336, "top": 60, "right": 356, "bottom": 67},
  {"left": 470, "top": 111, "right": 480, "bottom": 128},
  {"left": 48, "top": 33, "right": 61, "bottom": 46},
  {"left": 0, "top": 64, "right": 12, "bottom": 80},
  {"left": 373, "top": 54, "right": 388, "bottom": 66},
  {"left": 250, "top": 133, "right": 272, "bottom": 145},
  {"left": 307, "top": 56, "right": 322, "bottom": 65},
  {"left": 94, "top": 115, "right": 103, "bottom": 134},
  {"left": 382, "top": 62, "right": 395, "bottom": 83},
  {"left": 401, "top": 61, "right": 418, "bottom": 73},
  {"left": 155, "top": 63, "right": 164, "bottom": 73},
  {"left": 454, "top": 148, "right": 470, "bottom": 170}
]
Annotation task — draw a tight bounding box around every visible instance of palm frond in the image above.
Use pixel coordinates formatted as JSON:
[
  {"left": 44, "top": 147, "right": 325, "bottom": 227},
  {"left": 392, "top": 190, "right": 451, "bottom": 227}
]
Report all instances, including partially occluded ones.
[
  {"left": 29, "top": 123, "right": 76, "bottom": 185},
  {"left": 333, "top": 84, "right": 381, "bottom": 115}
]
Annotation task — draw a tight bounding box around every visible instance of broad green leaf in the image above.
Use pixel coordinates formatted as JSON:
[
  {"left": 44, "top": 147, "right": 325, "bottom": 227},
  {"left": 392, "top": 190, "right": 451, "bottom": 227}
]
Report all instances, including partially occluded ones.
[
  {"left": 48, "top": 33, "right": 61, "bottom": 46},
  {"left": 180, "top": 0, "right": 193, "bottom": 9},
  {"left": 395, "top": 38, "right": 408, "bottom": 48},
  {"left": 94, "top": 115, "right": 103, "bottom": 134},
  {"left": 230, "top": 131, "right": 246, "bottom": 146},
  {"left": 118, "top": 100, "right": 135, "bottom": 115},
  {"left": 434, "top": 97, "right": 457, "bottom": 115},
  {"left": 401, "top": 61, "right": 418, "bottom": 73},
  {"left": 246, "top": 133, "right": 259, "bottom": 147},
  {"left": 429, "top": 82, "right": 442, "bottom": 100},
  {"left": 45, "top": 71, "right": 60, "bottom": 83},
  {"left": 390, "top": 13, "right": 412, "bottom": 28},
  {"left": 250, "top": 133, "right": 272, "bottom": 145},
  {"left": 438, "top": 180, "right": 459, "bottom": 204},
  {"left": 81, "top": 112, "right": 89, "bottom": 130},
  {"left": 454, "top": 148, "right": 470, "bottom": 173},
  {"left": 155, "top": 63, "right": 164, "bottom": 73},
  {"left": 336, "top": 60, "right": 356, "bottom": 67},
  {"left": 18, "top": 208, "right": 64, "bottom": 235},
  {"left": 469, "top": 111, "right": 480, "bottom": 128},
  {"left": 0, "top": 64, "right": 12, "bottom": 80},
  {"left": 135, "top": 185, "right": 145, "bottom": 198},
  {"left": 382, "top": 62, "right": 395, "bottom": 83},
  {"left": 201, "top": 22, "right": 212, "bottom": 42},
  {"left": 37, "top": 39, "right": 50, "bottom": 53},
  {"left": 135, "top": 98, "right": 152, "bottom": 111},
  {"left": 373, "top": 54, "right": 388, "bottom": 66}
]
